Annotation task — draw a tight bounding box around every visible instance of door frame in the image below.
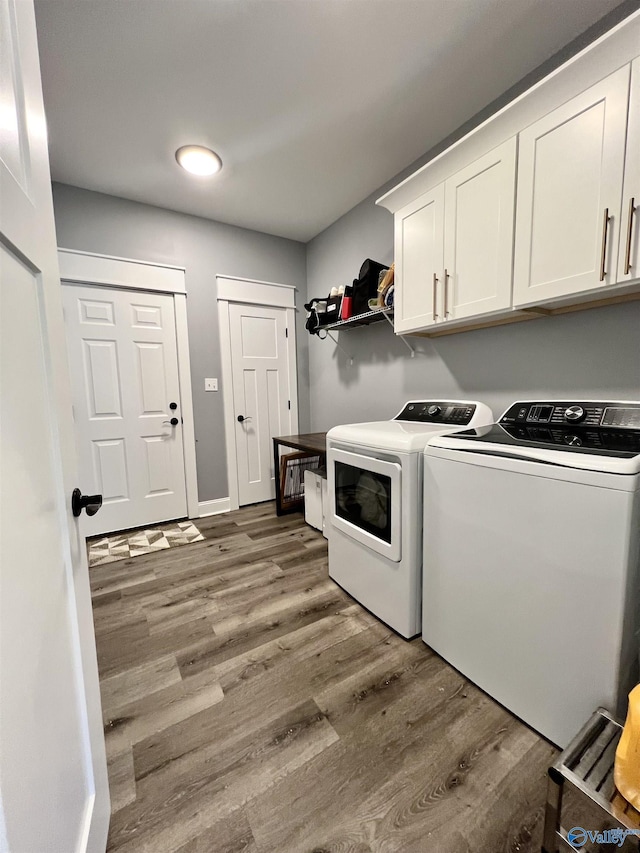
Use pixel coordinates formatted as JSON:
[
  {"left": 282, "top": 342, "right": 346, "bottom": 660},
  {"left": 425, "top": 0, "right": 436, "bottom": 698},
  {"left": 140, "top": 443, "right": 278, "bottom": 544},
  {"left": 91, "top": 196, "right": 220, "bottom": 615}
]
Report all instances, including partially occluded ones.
[
  {"left": 217, "top": 275, "right": 299, "bottom": 511},
  {"left": 58, "top": 248, "right": 200, "bottom": 521}
]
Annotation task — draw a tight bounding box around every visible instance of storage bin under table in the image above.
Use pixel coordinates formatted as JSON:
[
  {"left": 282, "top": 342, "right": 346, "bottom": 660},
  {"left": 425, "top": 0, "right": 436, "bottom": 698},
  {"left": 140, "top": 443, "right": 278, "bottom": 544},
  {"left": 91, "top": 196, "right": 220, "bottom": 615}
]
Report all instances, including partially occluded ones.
[{"left": 272, "top": 433, "right": 327, "bottom": 516}]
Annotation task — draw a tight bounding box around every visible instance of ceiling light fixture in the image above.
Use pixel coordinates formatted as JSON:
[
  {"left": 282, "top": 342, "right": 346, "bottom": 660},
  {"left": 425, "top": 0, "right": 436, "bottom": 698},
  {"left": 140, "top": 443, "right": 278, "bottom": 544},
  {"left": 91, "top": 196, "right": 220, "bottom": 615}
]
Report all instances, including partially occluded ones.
[{"left": 175, "top": 145, "right": 222, "bottom": 176}]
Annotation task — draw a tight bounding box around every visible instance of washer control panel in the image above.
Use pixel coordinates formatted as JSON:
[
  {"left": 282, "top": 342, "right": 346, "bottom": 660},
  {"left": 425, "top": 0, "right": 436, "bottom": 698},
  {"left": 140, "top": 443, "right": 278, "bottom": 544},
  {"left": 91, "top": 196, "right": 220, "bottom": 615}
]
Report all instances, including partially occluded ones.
[
  {"left": 501, "top": 402, "right": 640, "bottom": 430},
  {"left": 395, "top": 401, "right": 476, "bottom": 424}
]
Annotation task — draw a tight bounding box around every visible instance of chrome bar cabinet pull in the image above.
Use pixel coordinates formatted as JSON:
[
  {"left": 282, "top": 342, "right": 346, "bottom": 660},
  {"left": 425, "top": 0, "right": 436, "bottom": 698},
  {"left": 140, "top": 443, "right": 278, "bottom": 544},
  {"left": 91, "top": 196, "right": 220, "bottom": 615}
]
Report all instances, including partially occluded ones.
[
  {"left": 624, "top": 197, "right": 636, "bottom": 276},
  {"left": 443, "top": 269, "right": 449, "bottom": 318},
  {"left": 599, "top": 208, "right": 610, "bottom": 282},
  {"left": 432, "top": 273, "right": 438, "bottom": 319}
]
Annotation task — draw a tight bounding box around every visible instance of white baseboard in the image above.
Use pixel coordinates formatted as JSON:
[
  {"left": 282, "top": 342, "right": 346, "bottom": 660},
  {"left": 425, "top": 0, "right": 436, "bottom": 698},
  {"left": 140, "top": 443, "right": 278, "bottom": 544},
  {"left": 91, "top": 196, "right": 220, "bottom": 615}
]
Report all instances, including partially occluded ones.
[{"left": 198, "top": 497, "right": 231, "bottom": 518}]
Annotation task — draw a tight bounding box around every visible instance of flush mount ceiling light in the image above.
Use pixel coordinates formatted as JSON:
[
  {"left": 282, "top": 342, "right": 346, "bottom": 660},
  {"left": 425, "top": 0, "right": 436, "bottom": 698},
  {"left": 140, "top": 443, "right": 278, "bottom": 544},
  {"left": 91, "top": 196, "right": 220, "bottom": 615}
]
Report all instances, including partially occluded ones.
[{"left": 175, "top": 145, "right": 222, "bottom": 176}]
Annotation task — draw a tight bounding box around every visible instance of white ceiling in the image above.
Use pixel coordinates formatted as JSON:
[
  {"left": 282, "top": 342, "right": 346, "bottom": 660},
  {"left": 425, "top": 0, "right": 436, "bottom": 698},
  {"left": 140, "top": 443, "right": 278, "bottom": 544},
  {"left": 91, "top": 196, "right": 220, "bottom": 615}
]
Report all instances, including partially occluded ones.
[{"left": 35, "top": 0, "right": 625, "bottom": 242}]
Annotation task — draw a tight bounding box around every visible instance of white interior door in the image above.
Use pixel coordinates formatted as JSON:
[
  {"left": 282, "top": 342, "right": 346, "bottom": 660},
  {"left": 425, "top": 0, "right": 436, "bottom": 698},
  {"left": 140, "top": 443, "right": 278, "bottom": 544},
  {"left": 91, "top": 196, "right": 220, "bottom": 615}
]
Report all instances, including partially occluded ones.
[
  {"left": 0, "top": 1, "right": 109, "bottom": 851},
  {"left": 62, "top": 284, "right": 188, "bottom": 536},
  {"left": 229, "top": 303, "right": 293, "bottom": 505}
]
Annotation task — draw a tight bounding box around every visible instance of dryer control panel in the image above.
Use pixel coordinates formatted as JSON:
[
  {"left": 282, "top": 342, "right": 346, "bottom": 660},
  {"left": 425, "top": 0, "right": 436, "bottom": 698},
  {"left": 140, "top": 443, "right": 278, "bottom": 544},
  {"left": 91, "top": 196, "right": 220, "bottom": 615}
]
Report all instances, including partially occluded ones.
[
  {"left": 501, "top": 401, "right": 640, "bottom": 430},
  {"left": 395, "top": 401, "right": 476, "bottom": 424}
]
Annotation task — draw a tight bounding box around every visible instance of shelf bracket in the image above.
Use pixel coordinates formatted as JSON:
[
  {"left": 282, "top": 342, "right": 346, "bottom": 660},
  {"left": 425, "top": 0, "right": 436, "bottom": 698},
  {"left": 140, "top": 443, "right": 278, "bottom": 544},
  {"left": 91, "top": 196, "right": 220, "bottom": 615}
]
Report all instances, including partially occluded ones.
[
  {"left": 325, "top": 331, "right": 353, "bottom": 365},
  {"left": 382, "top": 309, "right": 416, "bottom": 357}
]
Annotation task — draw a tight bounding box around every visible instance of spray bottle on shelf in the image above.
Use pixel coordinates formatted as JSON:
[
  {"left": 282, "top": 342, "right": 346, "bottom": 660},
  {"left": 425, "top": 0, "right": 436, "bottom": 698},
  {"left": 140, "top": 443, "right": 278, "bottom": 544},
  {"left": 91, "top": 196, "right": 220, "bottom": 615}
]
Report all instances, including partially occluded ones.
[{"left": 340, "top": 284, "right": 353, "bottom": 320}]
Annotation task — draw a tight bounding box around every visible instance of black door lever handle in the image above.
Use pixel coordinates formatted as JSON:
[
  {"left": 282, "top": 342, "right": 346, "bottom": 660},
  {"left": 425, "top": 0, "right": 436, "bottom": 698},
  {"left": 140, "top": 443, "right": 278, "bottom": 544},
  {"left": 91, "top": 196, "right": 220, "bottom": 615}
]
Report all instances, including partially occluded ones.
[
  {"left": 237, "top": 415, "right": 252, "bottom": 423},
  {"left": 72, "top": 488, "right": 103, "bottom": 518}
]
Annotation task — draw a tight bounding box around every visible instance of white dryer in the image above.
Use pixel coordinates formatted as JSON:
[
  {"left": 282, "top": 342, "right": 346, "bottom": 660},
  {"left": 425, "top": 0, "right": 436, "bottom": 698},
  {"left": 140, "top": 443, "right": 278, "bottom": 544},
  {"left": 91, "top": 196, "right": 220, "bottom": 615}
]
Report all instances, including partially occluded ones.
[
  {"left": 326, "top": 400, "right": 494, "bottom": 638},
  {"left": 423, "top": 400, "right": 640, "bottom": 747}
]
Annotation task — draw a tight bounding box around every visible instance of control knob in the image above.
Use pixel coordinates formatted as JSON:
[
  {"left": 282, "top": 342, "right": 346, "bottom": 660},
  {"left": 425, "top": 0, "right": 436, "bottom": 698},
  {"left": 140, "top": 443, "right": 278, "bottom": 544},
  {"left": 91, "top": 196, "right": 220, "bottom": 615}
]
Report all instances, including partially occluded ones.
[
  {"left": 564, "top": 405, "right": 586, "bottom": 423},
  {"left": 564, "top": 434, "right": 583, "bottom": 447},
  {"left": 427, "top": 405, "right": 441, "bottom": 417}
]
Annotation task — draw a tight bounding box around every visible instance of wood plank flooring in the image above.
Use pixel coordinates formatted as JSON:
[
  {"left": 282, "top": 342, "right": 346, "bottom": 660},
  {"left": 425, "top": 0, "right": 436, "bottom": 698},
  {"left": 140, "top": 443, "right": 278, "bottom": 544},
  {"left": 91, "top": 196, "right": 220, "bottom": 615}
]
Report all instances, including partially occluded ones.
[{"left": 91, "top": 503, "right": 557, "bottom": 853}]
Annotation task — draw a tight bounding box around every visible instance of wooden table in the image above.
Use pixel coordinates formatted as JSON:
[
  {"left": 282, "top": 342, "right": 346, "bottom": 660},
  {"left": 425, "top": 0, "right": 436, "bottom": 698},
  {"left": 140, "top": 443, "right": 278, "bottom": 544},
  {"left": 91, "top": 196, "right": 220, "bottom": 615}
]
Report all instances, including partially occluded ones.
[{"left": 272, "top": 432, "right": 327, "bottom": 516}]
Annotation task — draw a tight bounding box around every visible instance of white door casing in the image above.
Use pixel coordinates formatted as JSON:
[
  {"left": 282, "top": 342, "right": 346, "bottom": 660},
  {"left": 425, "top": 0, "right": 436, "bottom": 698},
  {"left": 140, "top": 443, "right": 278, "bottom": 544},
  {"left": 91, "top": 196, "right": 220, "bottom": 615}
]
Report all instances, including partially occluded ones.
[
  {"left": 0, "top": 1, "right": 109, "bottom": 851},
  {"left": 62, "top": 284, "right": 188, "bottom": 536},
  {"left": 513, "top": 65, "right": 630, "bottom": 306},
  {"left": 217, "top": 276, "right": 298, "bottom": 511},
  {"left": 58, "top": 249, "right": 199, "bottom": 524}
]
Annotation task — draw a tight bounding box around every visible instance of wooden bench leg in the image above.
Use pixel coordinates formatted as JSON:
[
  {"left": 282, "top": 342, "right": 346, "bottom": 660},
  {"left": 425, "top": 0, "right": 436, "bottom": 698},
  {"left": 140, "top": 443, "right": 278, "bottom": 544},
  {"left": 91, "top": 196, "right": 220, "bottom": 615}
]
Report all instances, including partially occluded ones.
[{"left": 542, "top": 766, "right": 564, "bottom": 853}]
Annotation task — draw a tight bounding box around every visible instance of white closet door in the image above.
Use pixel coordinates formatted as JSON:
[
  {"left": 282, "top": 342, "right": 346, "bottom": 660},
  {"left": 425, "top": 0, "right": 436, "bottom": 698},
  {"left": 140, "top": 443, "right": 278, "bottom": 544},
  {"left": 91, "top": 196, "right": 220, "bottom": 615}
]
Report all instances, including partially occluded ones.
[
  {"left": 63, "top": 284, "right": 188, "bottom": 535},
  {"left": 229, "top": 303, "right": 293, "bottom": 505},
  {"left": 513, "top": 66, "right": 630, "bottom": 306},
  {"left": 443, "top": 137, "right": 517, "bottom": 321}
]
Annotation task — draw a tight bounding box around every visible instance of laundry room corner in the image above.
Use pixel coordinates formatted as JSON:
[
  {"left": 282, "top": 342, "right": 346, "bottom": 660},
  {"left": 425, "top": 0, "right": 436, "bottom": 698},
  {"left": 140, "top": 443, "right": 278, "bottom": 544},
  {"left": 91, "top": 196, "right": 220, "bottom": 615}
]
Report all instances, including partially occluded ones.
[{"left": 51, "top": 183, "right": 311, "bottom": 510}]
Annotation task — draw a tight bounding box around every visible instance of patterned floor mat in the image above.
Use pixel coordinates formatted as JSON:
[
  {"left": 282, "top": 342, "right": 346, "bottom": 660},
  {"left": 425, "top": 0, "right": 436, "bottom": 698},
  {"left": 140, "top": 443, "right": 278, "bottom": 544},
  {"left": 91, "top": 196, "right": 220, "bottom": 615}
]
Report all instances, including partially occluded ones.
[{"left": 87, "top": 520, "right": 204, "bottom": 568}]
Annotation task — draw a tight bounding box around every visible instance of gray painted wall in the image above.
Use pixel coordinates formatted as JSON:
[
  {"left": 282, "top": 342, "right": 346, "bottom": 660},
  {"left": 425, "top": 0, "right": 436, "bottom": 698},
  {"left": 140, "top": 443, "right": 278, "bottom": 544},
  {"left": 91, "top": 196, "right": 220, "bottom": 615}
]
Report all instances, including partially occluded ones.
[
  {"left": 306, "top": 2, "right": 640, "bottom": 431},
  {"left": 52, "top": 183, "right": 308, "bottom": 503},
  {"left": 306, "top": 168, "right": 640, "bottom": 433},
  {"left": 52, "top": 2, "right": 640, "bottom": 503}
]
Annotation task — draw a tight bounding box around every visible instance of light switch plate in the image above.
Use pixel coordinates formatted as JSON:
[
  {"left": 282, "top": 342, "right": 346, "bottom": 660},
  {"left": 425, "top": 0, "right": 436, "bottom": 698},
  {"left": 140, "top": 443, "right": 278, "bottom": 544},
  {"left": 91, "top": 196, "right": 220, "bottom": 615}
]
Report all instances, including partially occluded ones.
[{"left": 205, "top": 378, "right": 218, "bottom": 392}]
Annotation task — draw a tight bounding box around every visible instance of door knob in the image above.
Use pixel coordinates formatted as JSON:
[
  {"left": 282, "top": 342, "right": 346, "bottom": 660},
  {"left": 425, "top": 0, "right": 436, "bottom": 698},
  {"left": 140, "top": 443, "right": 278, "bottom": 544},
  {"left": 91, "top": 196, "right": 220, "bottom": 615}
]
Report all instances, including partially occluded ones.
[
  {"left": 237, "top": 415, "right": 252, "bottom": 423},
  {"left": 163, "top": 417, "right": 179, "bottom": 426},
  {"left": 72, "top": 488, "right": 103, "bottom": 518}
]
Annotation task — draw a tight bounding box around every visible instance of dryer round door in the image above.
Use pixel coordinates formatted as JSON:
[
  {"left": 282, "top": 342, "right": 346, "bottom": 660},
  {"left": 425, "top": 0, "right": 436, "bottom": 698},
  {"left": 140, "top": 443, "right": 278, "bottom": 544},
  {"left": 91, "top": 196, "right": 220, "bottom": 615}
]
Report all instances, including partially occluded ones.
[{"left": 328, "top": 446, "right": 402, "bottom": 562}]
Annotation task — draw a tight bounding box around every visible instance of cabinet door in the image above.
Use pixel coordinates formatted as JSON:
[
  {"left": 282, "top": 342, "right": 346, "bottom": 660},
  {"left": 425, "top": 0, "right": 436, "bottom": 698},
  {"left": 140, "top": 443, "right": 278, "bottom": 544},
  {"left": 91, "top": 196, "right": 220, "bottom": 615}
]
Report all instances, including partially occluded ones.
[
  {"left": 618, "top": 58, "right": 640, "bottom": 283},
  {"left": 443, "top": 137, "right": 517, "bottom": 321},
  {"left": 394, "top": 184, "right": 444, "bottom": 333},
  {"left": 513, "top": 66, "right": 630, "bottom": 306}
]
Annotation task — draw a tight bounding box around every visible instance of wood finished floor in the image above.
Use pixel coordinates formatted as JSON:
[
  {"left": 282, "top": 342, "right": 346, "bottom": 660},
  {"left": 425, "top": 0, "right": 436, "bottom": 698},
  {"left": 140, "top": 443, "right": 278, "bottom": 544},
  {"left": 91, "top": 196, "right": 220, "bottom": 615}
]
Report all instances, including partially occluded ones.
[{"left": 91, "top": 502, "right": 557, "bottom": 853}]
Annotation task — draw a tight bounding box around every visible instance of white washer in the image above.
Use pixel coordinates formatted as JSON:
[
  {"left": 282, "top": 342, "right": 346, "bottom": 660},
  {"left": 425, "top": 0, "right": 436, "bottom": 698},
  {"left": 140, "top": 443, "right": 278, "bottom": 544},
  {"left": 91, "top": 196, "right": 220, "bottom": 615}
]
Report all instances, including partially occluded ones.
[
  {"left": 423, "top": 400, "right": 640, "bottom": 747},
  {"left": 326, "top": 400, "right": 494, "bottom": 638}
]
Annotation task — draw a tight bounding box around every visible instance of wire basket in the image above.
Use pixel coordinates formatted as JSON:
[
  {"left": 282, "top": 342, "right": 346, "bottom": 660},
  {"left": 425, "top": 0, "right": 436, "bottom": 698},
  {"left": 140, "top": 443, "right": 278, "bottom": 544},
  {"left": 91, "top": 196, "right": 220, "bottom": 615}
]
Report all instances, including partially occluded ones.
[{"left": 279, "top": 451, "right": 321, "bottom": 511}]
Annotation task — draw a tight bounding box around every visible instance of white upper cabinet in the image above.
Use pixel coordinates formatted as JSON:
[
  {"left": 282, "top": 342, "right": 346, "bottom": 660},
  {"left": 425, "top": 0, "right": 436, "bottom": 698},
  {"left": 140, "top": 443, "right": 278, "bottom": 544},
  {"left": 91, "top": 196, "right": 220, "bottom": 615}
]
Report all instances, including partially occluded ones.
[
  {"left": 513, "top": 66, "right": 630, "bottom": 306},
  {"left": 394, "top": 184, "right": 444, "bottom": 333},
  {"left": 379, "top": 13, "right": 640, "bottom": 336},
  {"left": 618, "top": 58, "right": 640, "bottom": 283},
  {"left": 443, "top": 138, "right": 517, "bottom": 321},
  {"left": 394, "top": 140, "right": 516, "bottom": 333}
]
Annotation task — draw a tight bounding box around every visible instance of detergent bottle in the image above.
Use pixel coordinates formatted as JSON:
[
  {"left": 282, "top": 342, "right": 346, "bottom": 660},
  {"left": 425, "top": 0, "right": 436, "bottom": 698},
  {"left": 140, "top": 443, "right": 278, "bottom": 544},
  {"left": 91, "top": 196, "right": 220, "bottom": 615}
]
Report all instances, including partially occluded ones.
[{"left": 614, "top": 684, "right": 640, "bottom": 810}]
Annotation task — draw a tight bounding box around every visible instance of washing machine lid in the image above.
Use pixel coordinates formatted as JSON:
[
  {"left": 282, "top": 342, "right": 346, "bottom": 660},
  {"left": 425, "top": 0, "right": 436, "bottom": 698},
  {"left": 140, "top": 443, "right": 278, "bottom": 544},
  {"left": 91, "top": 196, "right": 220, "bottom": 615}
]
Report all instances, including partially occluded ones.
[
  {"left": 327, "top": 400, "right": 494, "bottom": 453},
  {"left": 427, "top": 400, "right": 640, "bottom": 475}
]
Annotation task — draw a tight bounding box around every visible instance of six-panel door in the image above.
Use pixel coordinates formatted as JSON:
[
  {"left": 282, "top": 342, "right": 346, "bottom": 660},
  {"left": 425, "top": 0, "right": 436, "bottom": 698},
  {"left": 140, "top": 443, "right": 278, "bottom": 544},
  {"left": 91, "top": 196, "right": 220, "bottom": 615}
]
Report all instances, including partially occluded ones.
[
  {"left": 63, "top": 284, "right": 188, "bottom": 536},
  {"left": 513, "top": 66, "right": 630, "bottom": 306}
]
